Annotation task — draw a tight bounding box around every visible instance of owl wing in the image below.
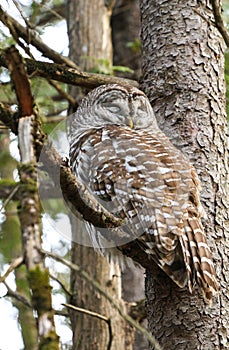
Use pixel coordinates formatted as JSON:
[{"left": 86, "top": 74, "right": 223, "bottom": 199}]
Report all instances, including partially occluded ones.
[{"left": 70, "top": 125, "right": 218, "bottom": 298}]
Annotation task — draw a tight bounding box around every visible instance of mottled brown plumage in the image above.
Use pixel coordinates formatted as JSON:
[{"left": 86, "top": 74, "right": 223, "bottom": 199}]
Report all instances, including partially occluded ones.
[{"left": 69, "top": 84, "right": 218, "bottom": 302}]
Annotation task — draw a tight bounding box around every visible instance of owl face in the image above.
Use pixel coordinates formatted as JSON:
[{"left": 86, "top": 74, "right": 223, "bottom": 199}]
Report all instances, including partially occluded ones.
[
  {"left": 72, "top": 84, "right": 158, "bottom": 134},
  {"left": 92, "top": 87, "right": 154, "bottom": 129}
]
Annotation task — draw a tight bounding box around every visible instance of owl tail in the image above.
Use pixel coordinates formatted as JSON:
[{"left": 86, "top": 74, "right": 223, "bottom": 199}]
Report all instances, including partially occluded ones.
[{"left": 181, "top": 213, "right": 218, "bottom": 303}]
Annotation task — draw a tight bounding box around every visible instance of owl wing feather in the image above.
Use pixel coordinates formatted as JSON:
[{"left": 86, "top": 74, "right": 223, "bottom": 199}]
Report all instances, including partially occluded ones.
[{"left": 71, "top": 124, "right": 218, "bottom": 298}]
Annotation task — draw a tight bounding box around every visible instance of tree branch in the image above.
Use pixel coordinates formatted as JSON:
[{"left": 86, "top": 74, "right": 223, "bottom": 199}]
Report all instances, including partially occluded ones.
[
  {"left": 35, "top": 3, "right": 65, "bottom": 26},
  {"left": 48, "top": 79, "right": 76, "bottom": 106},
  {"left": 0, "top": 103, "right": 18, "bottom": 134},
  {"left": 42, "top": 249, "right": 162, "bottom": 350},
  {"left": 63, "top": 303, "right": 113, "bottom": 350},
  {"left": 0, "top": 183, "right": 20, "bottom": 212},
  {"left": 0, "top": 54, "right": 138, "bottom": 90},
  {"left": 0, "top": 94, "right": 127, "bottom": 232},
  {"left": 0, "top": 4, "right": 77, "bottom": 68},
  {"left": 0, "top": 256, "right": 24, "bottom": 284},
  {"left": 0, "top": 82, "right": 153, "bottom": 267},
  {"left": 0, "top": 6, "right": 138, "bottom": 89},
  {"left": 210, "top": 0, "right": 229, "bottom": 47},
  {"left": 49, "top": 274, "right": 72, "bottom": 297},
  {"left": 4, "top": 281, "right": 32, "bottom": 308},
  {"left": 5, "top": 46, "right": 34, "bottom": 117}
]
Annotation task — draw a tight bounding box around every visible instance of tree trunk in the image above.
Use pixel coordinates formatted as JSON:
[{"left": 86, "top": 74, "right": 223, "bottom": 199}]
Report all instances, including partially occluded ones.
[
  {"left": 140, "top": 1, "right": 229, "bottom": 349},
  {"left": 0, "top": 133, "right": 38, "bottom": 350},
  {"left": 66, "top": 1, "right": 132, "bottom": 349},
  {"left": 112, "top": 0, "right": 141, "bottom": 80},
  {"left": 5, "top": 47, "right": 59, "bottom": 350}
]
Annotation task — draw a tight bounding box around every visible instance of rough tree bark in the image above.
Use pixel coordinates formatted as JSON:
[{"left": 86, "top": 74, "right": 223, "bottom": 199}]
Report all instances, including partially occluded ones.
[
  {"left": 140, "top": 1, "right": 229, "bottom": 349},
  {"left": 66, "top": 1, "right": 132, "bottom": 349}
]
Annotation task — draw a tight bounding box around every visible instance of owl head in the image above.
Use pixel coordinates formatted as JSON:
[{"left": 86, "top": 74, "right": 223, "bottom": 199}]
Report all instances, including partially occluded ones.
[{"left": 70, "top": 84, "right": 159, "bottom": 136}]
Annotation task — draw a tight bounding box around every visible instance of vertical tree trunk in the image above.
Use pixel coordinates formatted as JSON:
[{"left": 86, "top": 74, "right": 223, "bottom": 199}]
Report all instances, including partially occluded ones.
[
  {"left": 5, "top": 47, "right": 59, "bottom": 350},
  {"left": 140, "top": 1, "right": 229, "bottom": 349},
  {"left": 112, "top": 0, "right": 141, "bottom": 80},
  {"left": 66, "top": 1, "right": 132, "bottom": 349},
  {"left": 0, "top": 134, "right": 38, "bottom": 350}
]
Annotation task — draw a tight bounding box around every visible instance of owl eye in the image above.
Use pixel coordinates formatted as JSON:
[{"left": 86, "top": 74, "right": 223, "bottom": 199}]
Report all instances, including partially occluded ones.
[
  {"left": 108, "top": 106, "right": 121, "bottom": 113},
  {"left": 137, "top": 107, "right": 147, "bottom": 117},
  {"left": 102, "top": 102, "right": 121, "bottom": 114}
]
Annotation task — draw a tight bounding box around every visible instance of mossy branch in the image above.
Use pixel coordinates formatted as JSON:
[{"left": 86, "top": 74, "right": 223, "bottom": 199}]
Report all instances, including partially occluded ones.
[
  {"left": 5, "top": 45, "right": 59, "bottom": 349},
  {"left": 0, "top": 54, "right": 138, "bottom": 90}
]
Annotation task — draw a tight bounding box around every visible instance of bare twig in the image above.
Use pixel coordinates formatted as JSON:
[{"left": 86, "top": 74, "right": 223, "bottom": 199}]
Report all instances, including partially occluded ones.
[
  {"left": 11, "top": 0, "right": 34, "bottom": 29},
  {"left": 42, "top": 249, "right": 162, "bottom": 350},
  {"left": 63, "top": 303, "right": 109, "bottom": 321},
  {"left": 0, "top": 180, "right": 60, "bottom": 200},
  {"left": 0, "top": 5, "right": 77, "bottom": 68},
  {"left": 3, "top": 281, "right": 32, "bottom": 308},
  {"left": 48, "top": 80, "right": 76, "bottom": 106},
  {"left": 210, "top": 0, "right": 229, "bottom": 47},
  {"left": 50, "top": 274, "right": 72, "bottom": 297},
  {"left": 0, "top": 184, "right": 20, "bottom": 212},
  {"left": 0, "top": 103, "right": 18, "bottom": 134},
  {"left": 0, "top": 256, "right": 24, "bottom": 284},
  {"left": 54, "top": 309, "right": 68, "bottom": 317},
  {"left": 36, "top": 3, "right": 65, "bottom": 26},
  {"left": 63, "top": 303, "right": 113, "bottom": 350}
]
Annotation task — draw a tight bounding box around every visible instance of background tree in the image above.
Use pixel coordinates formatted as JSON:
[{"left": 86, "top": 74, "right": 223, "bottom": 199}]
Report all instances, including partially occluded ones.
[
  {"left": 0, "top": 134, "right": 38, "bottom": 350},
  {"left": 66, "top": 0, "right": 131, "bottom": 349}
]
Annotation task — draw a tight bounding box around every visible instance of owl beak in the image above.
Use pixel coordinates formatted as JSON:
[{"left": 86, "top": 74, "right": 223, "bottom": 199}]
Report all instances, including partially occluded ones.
[{"left": 129, "top": 118, "right": 134, "bottom": 129}]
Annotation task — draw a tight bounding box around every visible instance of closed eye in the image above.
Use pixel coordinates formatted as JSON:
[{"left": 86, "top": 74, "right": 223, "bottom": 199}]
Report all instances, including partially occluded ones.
[
  {"left": 107, "top": 105, "right": 121, "bottom": 113},
  {"left": 102, "top": 102, "right": 122, "bottom": 113},
  {"left": 137, "top": 107, "right": 147, "bottom": 117}
]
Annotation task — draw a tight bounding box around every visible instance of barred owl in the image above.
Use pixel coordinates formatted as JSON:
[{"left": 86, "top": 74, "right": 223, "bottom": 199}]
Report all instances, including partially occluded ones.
[{"left": 69, "top": 84, "right": 218, "bottom": 302}]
